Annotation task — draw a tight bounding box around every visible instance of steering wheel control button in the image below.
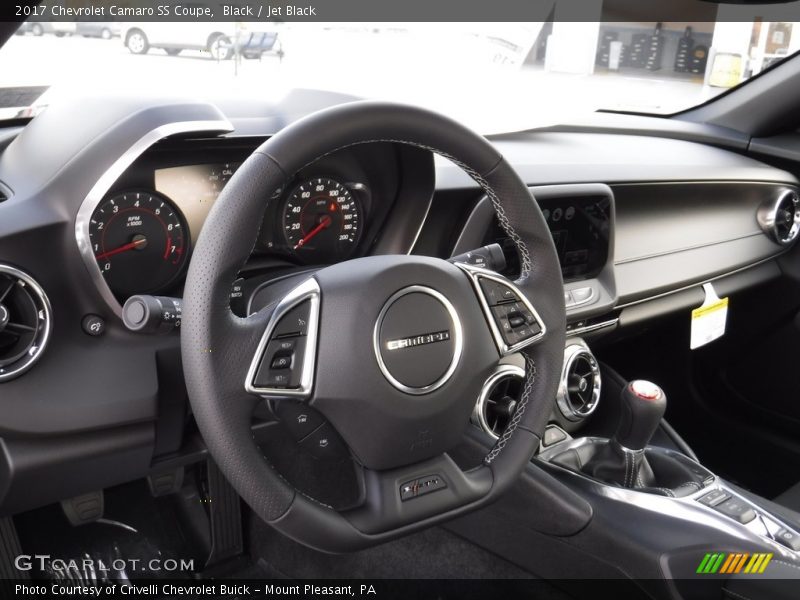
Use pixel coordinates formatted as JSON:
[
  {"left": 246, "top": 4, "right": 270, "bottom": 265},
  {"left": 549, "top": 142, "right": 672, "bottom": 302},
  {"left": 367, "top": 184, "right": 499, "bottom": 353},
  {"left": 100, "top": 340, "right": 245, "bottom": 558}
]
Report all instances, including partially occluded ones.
[
  {"left": 271, "top": 354, "right": 293, "bottom": 370},
  {"left": 246, "top": 278, "right": 320, "bottom": 398},
  {"left": 399, "top": 475, "right": 447, "bottom": 501},
  {"left": 272, "top": 300, "right": 311, "bottom": 337},
  {"left": 254, "top": 337, "right": 306, "bottom": 388},
  {"left": 697, "top": 489, "right": 730, "bottom": 508},
  {"left": 479, "top": 278, "right": 519, "bottom": 306},
  {"left": 456, "top": 264, "right": 546, "bottom": 355},
  {"left": 300, "top": 423, "right": 347, "bottom": 460},
  {"left": 274, "top": 401, "right": 325, "bottom": 440},
  {"left": 374, "top": 286, "right": 463, "bottom": 395},
  {"left": 712, "top": 498, "right": 757, "bottom": 524}
]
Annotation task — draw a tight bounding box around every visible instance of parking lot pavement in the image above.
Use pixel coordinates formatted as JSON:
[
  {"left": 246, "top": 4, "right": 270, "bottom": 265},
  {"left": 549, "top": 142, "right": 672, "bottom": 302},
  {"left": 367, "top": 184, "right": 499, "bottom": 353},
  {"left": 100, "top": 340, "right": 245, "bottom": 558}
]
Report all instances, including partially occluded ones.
[{"left": 0, "top": 28, "right": 718, "bottom": 132}]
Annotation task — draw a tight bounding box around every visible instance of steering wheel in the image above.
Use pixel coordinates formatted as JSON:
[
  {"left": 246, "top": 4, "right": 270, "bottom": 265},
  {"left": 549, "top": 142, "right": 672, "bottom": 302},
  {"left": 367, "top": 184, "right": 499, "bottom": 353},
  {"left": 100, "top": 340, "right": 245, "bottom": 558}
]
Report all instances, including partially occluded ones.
[{"left": 181, "top": 102, "right": 565, "bottom": 552}]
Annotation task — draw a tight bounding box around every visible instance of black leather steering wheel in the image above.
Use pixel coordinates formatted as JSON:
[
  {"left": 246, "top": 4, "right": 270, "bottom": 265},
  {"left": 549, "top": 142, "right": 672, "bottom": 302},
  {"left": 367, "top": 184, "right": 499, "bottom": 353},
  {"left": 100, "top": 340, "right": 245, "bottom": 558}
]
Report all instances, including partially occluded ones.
[{"left": 181, "top": 102, "right": 565, "bottom": 552}]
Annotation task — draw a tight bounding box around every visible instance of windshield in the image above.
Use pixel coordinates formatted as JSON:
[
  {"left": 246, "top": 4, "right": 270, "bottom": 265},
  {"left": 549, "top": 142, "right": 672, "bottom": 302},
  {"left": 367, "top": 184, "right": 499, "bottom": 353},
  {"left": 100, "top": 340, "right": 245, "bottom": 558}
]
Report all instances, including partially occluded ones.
[{"left": 0, "top": 18, "right": 797, "bottom": 133}]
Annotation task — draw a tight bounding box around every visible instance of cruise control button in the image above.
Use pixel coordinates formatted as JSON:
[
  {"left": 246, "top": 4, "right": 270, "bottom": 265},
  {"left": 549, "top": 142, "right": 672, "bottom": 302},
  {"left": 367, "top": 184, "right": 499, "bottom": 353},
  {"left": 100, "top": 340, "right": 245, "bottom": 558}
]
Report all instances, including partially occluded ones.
[
  {"left": 272, "top": 300, "right": 311, "bottom": 337},
  {"left": 254, "top": 337, "right": 306, "bottom": 389},
  {"left": 271, "top": 354, "right": 293, "bottom": 370},
  {"left": 479, "top": 278, "right": 518, "bottom": 305}
]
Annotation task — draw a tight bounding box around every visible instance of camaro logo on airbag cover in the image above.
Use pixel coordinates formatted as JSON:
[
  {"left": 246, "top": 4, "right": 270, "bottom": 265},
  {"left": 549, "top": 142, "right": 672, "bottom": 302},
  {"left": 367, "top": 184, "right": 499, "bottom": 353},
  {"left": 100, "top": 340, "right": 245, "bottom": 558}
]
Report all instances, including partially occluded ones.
[{"left": 386, "top": 330, "right": 450, "bottom": 351}]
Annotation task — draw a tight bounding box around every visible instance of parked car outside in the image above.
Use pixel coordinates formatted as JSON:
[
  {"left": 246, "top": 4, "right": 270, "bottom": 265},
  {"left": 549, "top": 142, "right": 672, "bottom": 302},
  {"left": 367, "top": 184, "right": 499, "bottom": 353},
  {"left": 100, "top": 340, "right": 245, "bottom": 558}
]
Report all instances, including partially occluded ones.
[
  {"left": 76, "top": 21, "right": 121, "bottom": 40},
  {"left": 121, "top": 22, "right": 282, "bottom": 61},
  {"left": 15, "top": 22, "right": 76, "bottom": 37}
]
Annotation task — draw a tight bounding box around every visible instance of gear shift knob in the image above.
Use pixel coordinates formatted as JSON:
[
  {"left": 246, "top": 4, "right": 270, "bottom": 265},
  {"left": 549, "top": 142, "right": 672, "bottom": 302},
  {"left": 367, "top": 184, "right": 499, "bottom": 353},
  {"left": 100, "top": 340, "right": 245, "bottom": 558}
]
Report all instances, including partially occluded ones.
[{"left": 614, "top": 380, "right": 666, "bottom": 451}]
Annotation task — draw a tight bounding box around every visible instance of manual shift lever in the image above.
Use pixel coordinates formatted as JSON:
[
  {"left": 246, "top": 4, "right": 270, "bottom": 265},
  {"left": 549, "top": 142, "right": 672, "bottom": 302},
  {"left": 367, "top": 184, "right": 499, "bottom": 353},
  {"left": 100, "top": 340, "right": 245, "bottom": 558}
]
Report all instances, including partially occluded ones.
[
  {"left": 615, "top": 380, "right": 667, "bottom": 451},
  {"left": 548, "top": 378, "right": 711, "bottom": 497},
  {"left": 581, "top": 379, "right": 666, "bottom": 488}
]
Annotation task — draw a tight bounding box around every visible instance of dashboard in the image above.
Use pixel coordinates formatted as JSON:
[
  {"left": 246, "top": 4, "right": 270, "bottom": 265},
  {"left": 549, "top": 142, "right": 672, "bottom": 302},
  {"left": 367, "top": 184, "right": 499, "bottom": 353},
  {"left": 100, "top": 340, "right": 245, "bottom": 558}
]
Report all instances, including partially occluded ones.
[{"left": 0, "top": 92, "right": 798, "bottom": 515}]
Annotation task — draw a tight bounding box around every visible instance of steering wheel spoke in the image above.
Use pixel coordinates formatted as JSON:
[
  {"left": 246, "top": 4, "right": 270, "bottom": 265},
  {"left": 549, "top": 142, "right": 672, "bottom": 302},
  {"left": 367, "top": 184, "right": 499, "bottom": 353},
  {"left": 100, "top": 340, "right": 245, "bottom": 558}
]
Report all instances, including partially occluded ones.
[{"left": 455, "top": 262, "right": 547, "bottom": 356}]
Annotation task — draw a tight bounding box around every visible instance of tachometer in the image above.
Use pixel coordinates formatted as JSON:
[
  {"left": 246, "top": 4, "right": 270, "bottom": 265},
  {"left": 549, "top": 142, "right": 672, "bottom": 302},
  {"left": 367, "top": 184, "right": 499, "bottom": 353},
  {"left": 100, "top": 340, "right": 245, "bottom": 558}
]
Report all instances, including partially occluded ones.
[
  {"left": 281, "top": 177, "right": 362, "bottom": 263},
  {"left": 89, "top": 191, "right": 188, "bottom": 297}
]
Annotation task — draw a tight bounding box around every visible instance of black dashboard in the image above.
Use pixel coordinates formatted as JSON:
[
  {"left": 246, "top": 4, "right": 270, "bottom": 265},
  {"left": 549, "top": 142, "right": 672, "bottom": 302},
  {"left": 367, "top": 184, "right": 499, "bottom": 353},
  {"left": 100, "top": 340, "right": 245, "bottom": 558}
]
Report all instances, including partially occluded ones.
[{"left": 0, "top": 92, "right": 798, "bottom": 515}]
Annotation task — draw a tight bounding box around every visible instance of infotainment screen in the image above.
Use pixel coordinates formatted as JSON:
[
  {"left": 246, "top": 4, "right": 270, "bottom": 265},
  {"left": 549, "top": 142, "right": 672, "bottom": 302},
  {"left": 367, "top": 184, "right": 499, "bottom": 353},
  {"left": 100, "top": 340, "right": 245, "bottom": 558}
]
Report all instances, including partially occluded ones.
[
  {"left": 538, "top": 195, "right": 611, "bottom": 281},
  {"left": 484, "top": 195, "right": 611, "bottom": 282}
]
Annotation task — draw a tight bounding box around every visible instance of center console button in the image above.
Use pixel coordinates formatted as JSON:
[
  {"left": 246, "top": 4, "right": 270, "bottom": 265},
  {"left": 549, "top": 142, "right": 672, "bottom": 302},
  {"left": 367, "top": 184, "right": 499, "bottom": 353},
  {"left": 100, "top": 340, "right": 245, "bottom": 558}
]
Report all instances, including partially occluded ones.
[
  {"left": 713, "top": 497, "right": 757, "bottom": 524},
  {"left": 775, "top": 528, "right": 800, "bottom": 551},
  {"left": 697, "top": 489, "right": 730, "bottom": 508}
]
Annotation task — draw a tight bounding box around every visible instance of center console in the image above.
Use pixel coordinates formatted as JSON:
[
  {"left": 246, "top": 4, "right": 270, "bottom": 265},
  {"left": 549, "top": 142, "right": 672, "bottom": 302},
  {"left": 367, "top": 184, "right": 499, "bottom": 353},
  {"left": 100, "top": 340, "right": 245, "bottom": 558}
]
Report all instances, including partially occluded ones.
[{"left": 466, "top": 341, "right": 800, "bottom": 595}]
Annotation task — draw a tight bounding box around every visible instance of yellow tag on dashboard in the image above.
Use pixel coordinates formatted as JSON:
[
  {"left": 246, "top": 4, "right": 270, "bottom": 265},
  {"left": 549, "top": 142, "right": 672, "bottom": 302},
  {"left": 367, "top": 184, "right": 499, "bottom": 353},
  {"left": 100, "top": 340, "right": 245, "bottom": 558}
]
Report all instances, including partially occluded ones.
[{"left": 690, "top": 283, "right": 728, "bottom": 350}]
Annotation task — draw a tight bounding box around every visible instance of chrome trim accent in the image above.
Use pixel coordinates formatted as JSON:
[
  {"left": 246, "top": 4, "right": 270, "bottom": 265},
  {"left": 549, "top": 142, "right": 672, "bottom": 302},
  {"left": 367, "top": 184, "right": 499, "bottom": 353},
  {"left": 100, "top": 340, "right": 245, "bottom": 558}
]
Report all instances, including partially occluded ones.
[
  {"left": 567, "top": 317, "right": 619, "bottom": 337},
  {"left": 556, "top": 341, "right": 601, "bottom": 422},
  {"left": 455, "top": 262, "right": 546, "bottom": 355},
  {"left": 537, "top": 438, "right": 800, "bottom": 558},
  {"left": 373, "top": 285, "right": 463, "bottom": 395},
  {"left": 757, "top": 188, "right": 800, "bottom": 246},
  {"left": 245, "top": 277, "right": 320, "bottom": 399},
  {"left": 472, "top": 363, "right": 526, "bottom": 440},
  {"left": 0, "top": 264, "right": 53, "bottom": 382},
  {"left": 75, "top": 119, "right": 235, "bottom": 317}
]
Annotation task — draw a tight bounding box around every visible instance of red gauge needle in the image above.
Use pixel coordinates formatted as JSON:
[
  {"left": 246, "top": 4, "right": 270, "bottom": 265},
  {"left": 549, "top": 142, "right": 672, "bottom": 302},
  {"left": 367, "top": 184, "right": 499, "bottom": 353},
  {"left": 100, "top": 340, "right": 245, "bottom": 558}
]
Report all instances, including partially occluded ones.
[
  {"left": 95, "top": 237, "right": 147, "bottom": 260},
  {"left": 294, "top": 215, "right": 332, "bottom": 250}
]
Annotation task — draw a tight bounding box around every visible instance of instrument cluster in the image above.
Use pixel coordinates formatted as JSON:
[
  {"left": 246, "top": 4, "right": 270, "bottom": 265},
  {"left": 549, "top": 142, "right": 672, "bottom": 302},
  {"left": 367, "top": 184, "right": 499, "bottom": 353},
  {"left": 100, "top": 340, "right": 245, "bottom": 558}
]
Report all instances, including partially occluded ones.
[{"left": 87, "top": 157, "right": 375, "bottom": 300}]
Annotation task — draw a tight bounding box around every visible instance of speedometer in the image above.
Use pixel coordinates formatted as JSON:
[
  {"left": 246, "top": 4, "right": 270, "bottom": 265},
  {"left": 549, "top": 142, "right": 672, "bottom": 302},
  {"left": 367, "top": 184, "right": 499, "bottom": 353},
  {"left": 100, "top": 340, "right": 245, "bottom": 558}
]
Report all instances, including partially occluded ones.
[
  {"left": 89, "top": 191, "right": 188, "bottom": 297},
  {"left": 281, "top": 177, "right": 362, "bottom": 264}
]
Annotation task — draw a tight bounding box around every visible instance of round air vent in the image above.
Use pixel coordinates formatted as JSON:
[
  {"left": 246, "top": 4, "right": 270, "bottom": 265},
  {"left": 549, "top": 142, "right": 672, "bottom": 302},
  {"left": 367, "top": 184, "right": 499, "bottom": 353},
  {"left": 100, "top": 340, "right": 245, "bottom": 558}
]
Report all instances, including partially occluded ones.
[
  {"left": 473, "top": 364, "right": 525, "bottom": 440},
  {"left": 556, "top": 343, "right": 601, "bottom": 422},
  {"left": 0, "top": 265, "right": 52, "bottom": 382},
  {"left": 758, "top": 189, "right": 800, "bottom": 246}
]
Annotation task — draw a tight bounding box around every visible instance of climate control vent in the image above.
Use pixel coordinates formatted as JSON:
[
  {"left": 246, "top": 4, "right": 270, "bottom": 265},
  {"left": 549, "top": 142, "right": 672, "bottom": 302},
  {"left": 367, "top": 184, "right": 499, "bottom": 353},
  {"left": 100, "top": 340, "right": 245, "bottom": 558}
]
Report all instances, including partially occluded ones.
[
  {"left": 556, "top": 342, "right": 601, "bottom": 422},
  {"left": 758, "top": 189, "right": 800, "bottom": 246},
  {"left": 473, "top": 364, "right": 525, "bottom": 439},
  {"left": 0, "top": 265, "right": 52, "bottom": 382}
]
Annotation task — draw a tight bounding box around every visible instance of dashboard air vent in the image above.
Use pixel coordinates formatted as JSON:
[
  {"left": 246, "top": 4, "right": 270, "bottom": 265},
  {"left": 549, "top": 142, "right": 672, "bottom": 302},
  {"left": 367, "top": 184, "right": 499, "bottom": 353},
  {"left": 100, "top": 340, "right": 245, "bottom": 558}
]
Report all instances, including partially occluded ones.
[
  {"left": 758, "top": 189, "right": 800, "bottom": 246},
  {"left": 473, "top": 364, "right": 525, "bottom": 439},
  {"left": 556, "top": 343, "right": 601, "bottom": 422},
  {"left": 0, "top": 265, "right": 52, "bottom": 382}
]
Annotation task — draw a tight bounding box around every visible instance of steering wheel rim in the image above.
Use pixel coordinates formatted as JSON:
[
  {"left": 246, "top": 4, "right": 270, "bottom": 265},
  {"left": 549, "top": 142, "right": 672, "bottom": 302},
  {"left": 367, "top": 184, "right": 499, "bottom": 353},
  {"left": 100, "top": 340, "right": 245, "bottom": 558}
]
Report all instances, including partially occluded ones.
[{"left": 181, "top": 101, "right": 566, "bottom": 552}]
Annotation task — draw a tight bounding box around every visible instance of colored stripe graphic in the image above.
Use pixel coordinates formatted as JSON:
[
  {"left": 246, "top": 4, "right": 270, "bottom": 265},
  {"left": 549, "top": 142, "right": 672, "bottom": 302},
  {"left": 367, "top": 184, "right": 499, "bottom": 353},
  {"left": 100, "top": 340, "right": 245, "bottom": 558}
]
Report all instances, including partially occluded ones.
[{"left": 699, "top": 552, "right": 773, "bottom": 574}]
